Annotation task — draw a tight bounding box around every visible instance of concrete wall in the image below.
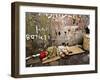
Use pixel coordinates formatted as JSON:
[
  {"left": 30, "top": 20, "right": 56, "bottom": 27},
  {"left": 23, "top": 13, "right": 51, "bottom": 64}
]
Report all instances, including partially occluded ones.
[{"left": 50, "top": 14, "right": 89, "bottom": 46}]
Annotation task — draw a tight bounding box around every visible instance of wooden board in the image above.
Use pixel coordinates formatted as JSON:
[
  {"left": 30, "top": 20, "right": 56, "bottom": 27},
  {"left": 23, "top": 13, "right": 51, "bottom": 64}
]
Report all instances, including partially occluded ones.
[
  {"left": 42, "top": 45, "right": 85, "bottom": 64},
  {"left": 42, "top": 56, "right": 61, "bottom": 64},
  {"left": 67, "top": 45, "right": 85, "bottom": 55}
]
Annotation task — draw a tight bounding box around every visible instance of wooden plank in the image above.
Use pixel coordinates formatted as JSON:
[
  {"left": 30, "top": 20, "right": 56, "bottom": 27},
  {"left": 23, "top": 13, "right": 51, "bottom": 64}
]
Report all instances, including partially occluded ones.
[
  {"left": 42, "top": 56, "right": 61, "bottom": 64},
  {"left": 42, "top": 45, "right": 85, "bottom": 64},
  {"left": 67, "top": 45, "right": 85, "bottom": 55}
]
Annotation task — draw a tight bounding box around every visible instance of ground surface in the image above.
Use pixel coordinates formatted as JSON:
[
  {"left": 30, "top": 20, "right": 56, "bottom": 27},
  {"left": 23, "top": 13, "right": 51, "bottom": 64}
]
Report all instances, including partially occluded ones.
[{"left": 26, "top": 51, "right": 89, "bottom": 67}]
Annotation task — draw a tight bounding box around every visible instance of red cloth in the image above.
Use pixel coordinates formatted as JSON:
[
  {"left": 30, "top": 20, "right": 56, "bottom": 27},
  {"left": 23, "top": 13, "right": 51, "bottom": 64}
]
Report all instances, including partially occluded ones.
[{"left": 39, "top": 51, "right": 47, "bottom": 60}]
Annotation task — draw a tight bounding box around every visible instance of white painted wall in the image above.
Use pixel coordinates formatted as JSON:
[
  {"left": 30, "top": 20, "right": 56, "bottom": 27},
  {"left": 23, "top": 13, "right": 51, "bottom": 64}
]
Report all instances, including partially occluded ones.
[{"left": 0, "top": 0, "right": 99, "bottom": 80}]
